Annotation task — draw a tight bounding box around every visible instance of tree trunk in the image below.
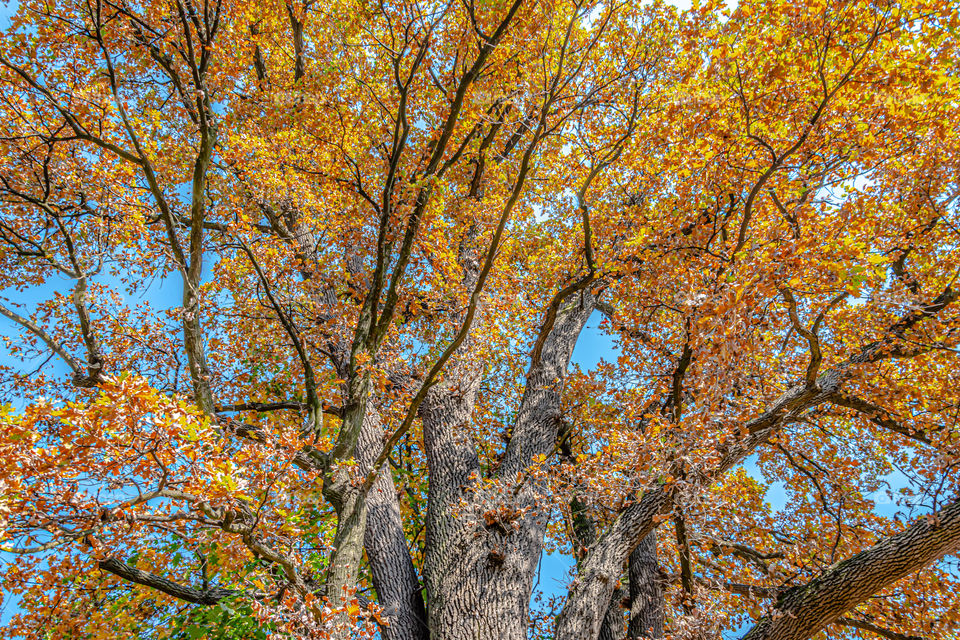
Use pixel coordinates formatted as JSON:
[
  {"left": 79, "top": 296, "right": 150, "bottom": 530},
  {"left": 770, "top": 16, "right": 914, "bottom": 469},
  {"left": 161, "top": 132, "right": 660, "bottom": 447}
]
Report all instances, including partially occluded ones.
[
  {"left": 322, "top": 480, "right": 369, "bottom": 638},
  {"left": 599, "top": 588, "right": 627, "bottom": 640},
  {"left": 628, "top": 531, "right": 664, "bottom": 639},
  {"left": 422, "top": 292, "right": 595, "bottom": 639},
  {"left": 359, "top": 409, "right": 429, "bottom": 640}
]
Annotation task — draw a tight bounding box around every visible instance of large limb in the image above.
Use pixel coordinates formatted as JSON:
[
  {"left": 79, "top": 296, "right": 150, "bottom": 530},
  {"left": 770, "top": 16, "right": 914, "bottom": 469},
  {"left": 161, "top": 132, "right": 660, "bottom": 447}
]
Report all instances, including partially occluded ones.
[
  {"left": 551, "top": 377, "right": 842, "bottom": 640},
  {"left": 555, "top": 480, "right": 674, "bottom": 640},
  {"left": 500, "top": 294, "right": 597, "bottom": 477},
  {"left": 231, "top": 177, "right": 428, "bottom": 638},
  {"left": 252, "top": 199, "right": 428, "bottom": 638},
  {"left": 562, "top": 423, "right": 629, "bottom": 640},
  {"left": 554, "top": 287, "right": 958, "bottom": 640},
  {"left": 418, "top": 267, "right": 485, "bottom": 635},
  {"left": 740, "top": 496, "right": 960, "bottom": 640},
  {"left": 419, "top": 349, "right": 485, "bottom": 636},
  {"left": 97, "top": 557, "right": 237, "bottom": 606}
]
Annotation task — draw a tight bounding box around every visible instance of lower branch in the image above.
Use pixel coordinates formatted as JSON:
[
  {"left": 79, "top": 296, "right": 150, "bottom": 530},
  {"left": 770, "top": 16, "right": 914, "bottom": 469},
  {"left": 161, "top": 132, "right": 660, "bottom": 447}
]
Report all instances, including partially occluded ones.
[
  {"left": 98, "top": 557, "right": 237, "bottom": 606},
  {"left": 836, "top": 617, "right": 927, "bottom": 640},
  {"left": 740, "top": 496, "right": 960, "bottom": 640}
]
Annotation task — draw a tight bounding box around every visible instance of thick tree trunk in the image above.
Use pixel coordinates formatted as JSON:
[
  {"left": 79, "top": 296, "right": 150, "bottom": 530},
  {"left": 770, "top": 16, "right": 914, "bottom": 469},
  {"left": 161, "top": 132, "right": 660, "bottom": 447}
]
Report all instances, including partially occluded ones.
[
  {"left": 555, "top": 485, "right": 674, "bottom": 640},
  {"left": 628, "top": 531, "right": 664, "bottom": 639},
  {"left": 421, "top": 292, "right": 595, "bottom": 640},
  {"left": 423, "top": 520, "right": 545, "bottom": 640},
  {"left": 421, "top": 387, "right": 488, "bottom": 638},
  {"left": 598, "top": 588, "right": 627, "bottom": 640},
  {"left": 420, "top": 338, "right": 527, "bottom": 640},
  {"left": 322, "top": 370, "right": 376, "bottom": 639},
  {"left": 358, "top": 410, "right": 429, "bottom": 640},
  {"left": 322, "top": 480, "right": 369, "bottom": 638}
]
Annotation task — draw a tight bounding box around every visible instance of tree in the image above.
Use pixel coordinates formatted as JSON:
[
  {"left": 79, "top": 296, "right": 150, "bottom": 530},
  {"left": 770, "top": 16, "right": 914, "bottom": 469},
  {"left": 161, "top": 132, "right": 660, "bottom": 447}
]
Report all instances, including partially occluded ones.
[{"left": 0, "top": 0, "right": 958, "bottom": 638}]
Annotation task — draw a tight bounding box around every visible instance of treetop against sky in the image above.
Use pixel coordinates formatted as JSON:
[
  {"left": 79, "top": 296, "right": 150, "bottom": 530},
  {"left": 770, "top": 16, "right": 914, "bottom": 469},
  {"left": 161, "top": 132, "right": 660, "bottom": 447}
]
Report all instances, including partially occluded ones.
[{"left": 0, "top": 0, "right": 959, "bottom": 639}]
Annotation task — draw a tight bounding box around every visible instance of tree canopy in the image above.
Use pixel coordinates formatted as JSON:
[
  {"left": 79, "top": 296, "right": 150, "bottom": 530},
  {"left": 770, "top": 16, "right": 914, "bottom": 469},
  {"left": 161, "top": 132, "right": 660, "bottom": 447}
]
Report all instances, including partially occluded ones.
[{"left": 0, "top": 0, "right": 959, "bottom": 639}]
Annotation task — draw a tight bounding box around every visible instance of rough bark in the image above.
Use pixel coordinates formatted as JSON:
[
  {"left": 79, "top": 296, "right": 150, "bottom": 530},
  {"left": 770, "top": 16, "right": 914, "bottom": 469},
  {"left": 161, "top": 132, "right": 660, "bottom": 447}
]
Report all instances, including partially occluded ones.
[
  {"left": 421, "top": 291, "right": 595, "bottom": 640},
  {"left": 417, "top": 228, "right": 487, "bottom": 637},
  {"left": 598, "top": 588, "right": 627, "bottom": 640},
  {"left": 322, "top": 475, "right": 369, "bottom": 636},
  {"left": 357, "top": 407, "right": 429, "bottom": 640},
  {"left": 628, "top": 531, "right": 664, "bottom": 639},
  {"left": 554, "top": 368, "right": 843, "bottom": 638},
  {"left": 564, "top": 431, "right": 631, "bottom": 640},
  {"left": 358, "top": 409, "right": 430, "bottom": 640},
  {"left": 739, "top": 496, "right": 960, "bottom": 640},
  {"left": 420, "top": 369, "right": 484, "bottom": 638},
  {"left": 418, "top": 311, "right": 512, "bottom": 639},
  {"left": 501, "top": 291, "right": 596, "bottom": 477},
  {"left": 555, "top": 484, "right": 674, "bottom": 640}
]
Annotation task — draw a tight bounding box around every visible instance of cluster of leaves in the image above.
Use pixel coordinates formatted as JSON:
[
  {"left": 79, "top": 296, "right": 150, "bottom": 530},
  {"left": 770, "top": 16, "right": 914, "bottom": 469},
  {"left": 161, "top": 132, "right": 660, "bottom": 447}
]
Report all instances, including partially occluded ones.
[{"left": 0, "top": 0, "right": 957, "bottom": 638}]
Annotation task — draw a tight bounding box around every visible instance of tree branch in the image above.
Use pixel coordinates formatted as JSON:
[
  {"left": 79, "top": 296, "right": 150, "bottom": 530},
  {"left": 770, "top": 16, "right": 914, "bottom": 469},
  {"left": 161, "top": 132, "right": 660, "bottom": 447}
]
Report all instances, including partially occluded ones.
[
  {"left": 835, "top": 617, "right": 927, "bottom": 640},
  {"left": 740, "top": 496, "right": 960, "bottom": 640},
  {"left": 831, "top": 393, "right": 933, "bottom": 446},
  {"left": 0, "top": 302, "right": 85, "bottom": 379},
  {"left": 97, "top": 557, "right": 237, "bottom": 606},
  {"left": 555, "top": 285, "right": 959, "bottom": 639}
]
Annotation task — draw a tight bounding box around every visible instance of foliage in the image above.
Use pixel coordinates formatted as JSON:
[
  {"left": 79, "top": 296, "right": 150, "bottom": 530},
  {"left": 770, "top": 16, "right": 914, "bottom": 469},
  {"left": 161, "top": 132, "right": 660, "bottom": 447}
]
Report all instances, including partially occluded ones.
[{"left": 0, "top": 0, "right": 958, "bottom": 638}]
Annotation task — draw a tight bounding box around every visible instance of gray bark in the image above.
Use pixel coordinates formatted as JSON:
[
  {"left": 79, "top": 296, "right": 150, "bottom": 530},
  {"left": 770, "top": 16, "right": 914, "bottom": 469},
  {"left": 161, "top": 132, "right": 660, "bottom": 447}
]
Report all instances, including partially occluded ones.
[
  {"left": 628, "top": 531, "right": 664, "bottom": 639},
  {"left": 741, "top": 495, "right": 960, "bottom": 640},
  {"left": 322, "top": 472, "right": 369, "bottom": 634},
  {"left": 564, "top": 430, "right": 631, "bottom": 640},
  {"left": 555, "top": 484, "right": 674, "bottom": 640},
  {"left": 421, "top": 291, "right": 596, "bottom": 640},
  {"left": 599, "top": 588, "right": 627, "bottom": 640},
  {"left": 358, "top": 409, "right": 430, "bottom": 640},
  {"left": 501, "top": 292, "right": 596, "bottom": 477},
  {"left": 420, "top": 371, "right": 484, "bottom": 637}
]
